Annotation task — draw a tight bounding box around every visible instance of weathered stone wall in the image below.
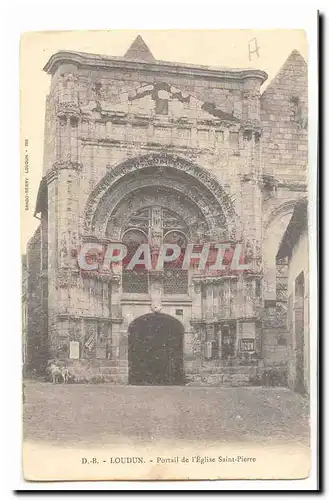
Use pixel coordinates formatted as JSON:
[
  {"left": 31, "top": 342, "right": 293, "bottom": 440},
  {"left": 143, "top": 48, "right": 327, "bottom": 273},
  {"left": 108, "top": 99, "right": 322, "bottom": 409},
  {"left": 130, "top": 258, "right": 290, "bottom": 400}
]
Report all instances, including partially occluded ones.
[
  {"left": 26, "top": 227, "right": 44, "bottom": 370},
  {"left": 261, "top": 50, "right": 308, "bottom": 303},
  {"left": 46, "top": 177, "right": 58, "bottom": 357},
  {"left": 286, "top": 230, "right": 309, "bottom": 393},
  {"left": 261, "top": 50, "right": 308, "bottom": 182}
]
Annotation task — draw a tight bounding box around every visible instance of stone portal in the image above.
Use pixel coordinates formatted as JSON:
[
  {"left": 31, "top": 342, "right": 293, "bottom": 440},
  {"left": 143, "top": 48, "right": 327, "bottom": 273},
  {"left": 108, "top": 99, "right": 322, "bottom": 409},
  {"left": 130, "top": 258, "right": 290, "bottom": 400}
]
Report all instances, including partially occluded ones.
[{"left": 23, "top": 39, "right": 308, "bottom": 387}]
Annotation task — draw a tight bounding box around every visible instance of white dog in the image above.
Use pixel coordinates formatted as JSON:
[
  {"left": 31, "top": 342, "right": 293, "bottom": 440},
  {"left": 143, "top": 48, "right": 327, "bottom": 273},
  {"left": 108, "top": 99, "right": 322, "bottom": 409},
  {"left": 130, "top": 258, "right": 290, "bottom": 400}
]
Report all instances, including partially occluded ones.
[
  {"left": 47, "top": 361, "right": 70, "bottom": 384},
  {"left": 48, "top": 363, "right": 62, "bottom": 384}
]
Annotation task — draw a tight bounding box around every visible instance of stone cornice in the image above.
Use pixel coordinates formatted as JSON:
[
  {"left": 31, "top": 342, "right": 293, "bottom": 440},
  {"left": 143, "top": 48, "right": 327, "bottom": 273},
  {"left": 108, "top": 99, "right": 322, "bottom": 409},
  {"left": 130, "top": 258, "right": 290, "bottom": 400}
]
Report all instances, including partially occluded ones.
[
  {"left": 192, "top": 271, "right": 262, "bottom": 285},
  {"left": 81, "top": 111, "right": 239, "bottom": 129},
  {"left": 44, "top": 51, "right": 268, "bottom": 84},
  {"left": 193, "top": 274, "right": 240, "bottom": 284},
  {"left": 57, "top": 314, "right": 123, "bottom": 324},
  {"left": 78, "top": 137, "right": 224, "bottom": 157},
  {"left": 81, "top": 234, "right": 121, "bottom": 245},
  {"left": 277, "top": 181, "right": 307, "bottom": 192},
  {"left": 120, "top": 297, "right": 192, "bottom": 305},
  {"left": 80, "top": 270, "right": 114, "bottom": 283},
  {"left": 190, "top": 316, "right": 260, "bottom": 325},
  {"left": 45, "top": 161, "right": 83, "bottom": 183}
]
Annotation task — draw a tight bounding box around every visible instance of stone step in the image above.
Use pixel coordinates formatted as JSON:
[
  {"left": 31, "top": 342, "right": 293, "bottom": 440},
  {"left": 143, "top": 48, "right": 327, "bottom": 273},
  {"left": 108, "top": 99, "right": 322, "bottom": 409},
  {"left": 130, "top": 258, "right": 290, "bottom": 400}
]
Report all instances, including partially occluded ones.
[
  {"left": 65, "top": 360, "right": 128, "bottom": 368},
  {"left": 103, "top": 360, "right": 128, "bottom": 367},
  {"left": 101, "top": 377, "right": 127, "bottom": 384},
  {"left": 188, "top": 366, "right": 256, "bottom": 375},
  {"left": 99, "top": 367, "right": 128, "bottom": 374},
  {"left": 186, "top": 372, "right": 251, "bottom": 387}
]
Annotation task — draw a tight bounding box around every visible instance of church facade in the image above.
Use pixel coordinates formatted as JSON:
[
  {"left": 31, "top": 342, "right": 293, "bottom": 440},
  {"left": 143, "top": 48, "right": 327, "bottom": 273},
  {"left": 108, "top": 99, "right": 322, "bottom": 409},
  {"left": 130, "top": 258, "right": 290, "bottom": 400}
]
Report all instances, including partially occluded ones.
[{"left": 24, "top": 37, "right": 308, "bottom": 385}]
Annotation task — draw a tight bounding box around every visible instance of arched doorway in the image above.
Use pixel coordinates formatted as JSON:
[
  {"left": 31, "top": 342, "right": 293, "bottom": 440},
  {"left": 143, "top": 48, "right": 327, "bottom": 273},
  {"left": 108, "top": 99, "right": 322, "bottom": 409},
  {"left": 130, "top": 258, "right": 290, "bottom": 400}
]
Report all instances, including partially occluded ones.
[{"left": 128, "top": 313, "right": 184, "bottom": 386}]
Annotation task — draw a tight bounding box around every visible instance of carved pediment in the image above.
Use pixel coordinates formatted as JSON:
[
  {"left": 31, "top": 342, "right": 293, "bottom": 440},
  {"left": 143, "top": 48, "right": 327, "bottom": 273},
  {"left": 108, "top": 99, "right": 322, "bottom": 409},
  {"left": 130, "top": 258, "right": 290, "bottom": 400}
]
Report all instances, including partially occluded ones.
[{"left": 81, "top": 81, "right": 239, "bottom": 123}]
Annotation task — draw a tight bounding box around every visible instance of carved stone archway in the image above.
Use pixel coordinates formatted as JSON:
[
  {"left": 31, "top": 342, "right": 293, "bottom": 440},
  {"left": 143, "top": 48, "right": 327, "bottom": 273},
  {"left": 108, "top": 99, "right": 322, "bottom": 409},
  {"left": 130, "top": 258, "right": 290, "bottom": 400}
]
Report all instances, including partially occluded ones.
[{"left": 84, "top": 153, "right": 236, "bottom": 241}]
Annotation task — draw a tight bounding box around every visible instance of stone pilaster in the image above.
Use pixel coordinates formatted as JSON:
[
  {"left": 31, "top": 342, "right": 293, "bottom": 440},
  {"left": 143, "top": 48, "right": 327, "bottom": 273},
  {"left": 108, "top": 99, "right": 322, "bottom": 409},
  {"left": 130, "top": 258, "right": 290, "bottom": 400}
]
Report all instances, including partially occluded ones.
[{"left": 240, "top": 76, "right": 263, "bottom": 274}]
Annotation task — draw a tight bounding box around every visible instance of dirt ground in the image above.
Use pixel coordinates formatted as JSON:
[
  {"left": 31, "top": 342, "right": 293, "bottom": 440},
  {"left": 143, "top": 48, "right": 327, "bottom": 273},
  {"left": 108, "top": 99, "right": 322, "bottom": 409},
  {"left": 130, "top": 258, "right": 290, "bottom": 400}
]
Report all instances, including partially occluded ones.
[{"left": 23, "top": 381, "right": 309, "bottom": 448}]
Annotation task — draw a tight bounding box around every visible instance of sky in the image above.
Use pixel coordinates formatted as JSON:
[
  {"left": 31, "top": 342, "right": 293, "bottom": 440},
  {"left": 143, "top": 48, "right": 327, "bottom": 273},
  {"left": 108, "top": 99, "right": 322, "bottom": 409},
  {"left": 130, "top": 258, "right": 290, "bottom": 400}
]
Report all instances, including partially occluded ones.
[{"left": 20, "top": 29, "right": 308, "bottom": 252}]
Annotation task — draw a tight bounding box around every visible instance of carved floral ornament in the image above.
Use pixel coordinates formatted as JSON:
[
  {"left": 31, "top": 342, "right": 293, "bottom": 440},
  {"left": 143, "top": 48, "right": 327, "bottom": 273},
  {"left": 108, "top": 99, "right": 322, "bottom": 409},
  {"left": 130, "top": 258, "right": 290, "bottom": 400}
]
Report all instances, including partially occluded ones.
[
  {"left": 56, "top": 268, "right": 117, "bottom": 289},
  {"left": 56, "top": 102, "right": 81, "bottom": 119},
  {"left": 57, "top": 269, "right": 79, "bottom": 288},
  {"left": 95, "top": 176, "right": 226, "bottom": 240},
  {"left": 106, "top": 191, "right": 205, "bottom": 241},
  {"left": 84, "top": 153, "right": 237, "bottom": 237}
]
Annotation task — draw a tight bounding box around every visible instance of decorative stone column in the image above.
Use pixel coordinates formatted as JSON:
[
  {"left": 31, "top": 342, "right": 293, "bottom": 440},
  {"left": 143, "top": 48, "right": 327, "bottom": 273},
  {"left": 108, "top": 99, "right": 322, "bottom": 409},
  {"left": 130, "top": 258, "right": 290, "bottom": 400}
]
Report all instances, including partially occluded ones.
[
  {"left": 241, "top": 76, "right": 263, "bottom": 274},
  {"left": 191, "top": 279, "right": 202, "bottom": 320},
  {"left": 110, "top": 275, "right": 123, "bottom": 361},
  {"left": 44, "top": 69, "right": 83, "bottom": 355},
  {"left": 149, "top": 206, "right": 164, "bottom": 312},
  {"left": 236, "top": 76, "right": 264, "bottom": 358},
  {"left": 216, "top": 325, "right": 222, "bottom": 360},
  {"left": 51, "top": 71, "right": 83, "bottom": 332},
  {"left": 149, "top": 269, "right": 163, "bottom": 313}
]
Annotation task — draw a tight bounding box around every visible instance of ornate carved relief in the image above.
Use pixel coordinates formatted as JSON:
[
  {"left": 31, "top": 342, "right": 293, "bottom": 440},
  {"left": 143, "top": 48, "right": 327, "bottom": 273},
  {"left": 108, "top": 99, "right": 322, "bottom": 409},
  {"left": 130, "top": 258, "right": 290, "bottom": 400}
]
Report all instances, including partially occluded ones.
[
  {"left": 84, "top": 154, "right": 236, "bottom": 233},
  {"left": 56, "top": 102, "right": 81, "bottom": 119},
  {"left": 192, "top": 327, "right": 202, "bottom": 355},
  {"left": 106, "top": 187, "right": 208, "bottom": 240},
  {"left": 150, "top": 302, "right": 163, "bottom": 313},
  {"left": 81, "top": 270, "right": 113, "bottom": 283},
  {"left": 57, "top": 269, "right": 79, "bottom": 289},
  {"left": 95, "top": 177, "right": 225, "bottom": 238}
]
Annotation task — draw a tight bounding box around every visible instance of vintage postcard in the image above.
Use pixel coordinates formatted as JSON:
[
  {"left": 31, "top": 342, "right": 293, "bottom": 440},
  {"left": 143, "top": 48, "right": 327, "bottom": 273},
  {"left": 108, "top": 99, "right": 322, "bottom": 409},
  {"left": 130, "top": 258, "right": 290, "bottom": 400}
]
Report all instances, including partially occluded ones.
[{"left": 20, "top": 28, "right": 316, "bottom": 482}]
